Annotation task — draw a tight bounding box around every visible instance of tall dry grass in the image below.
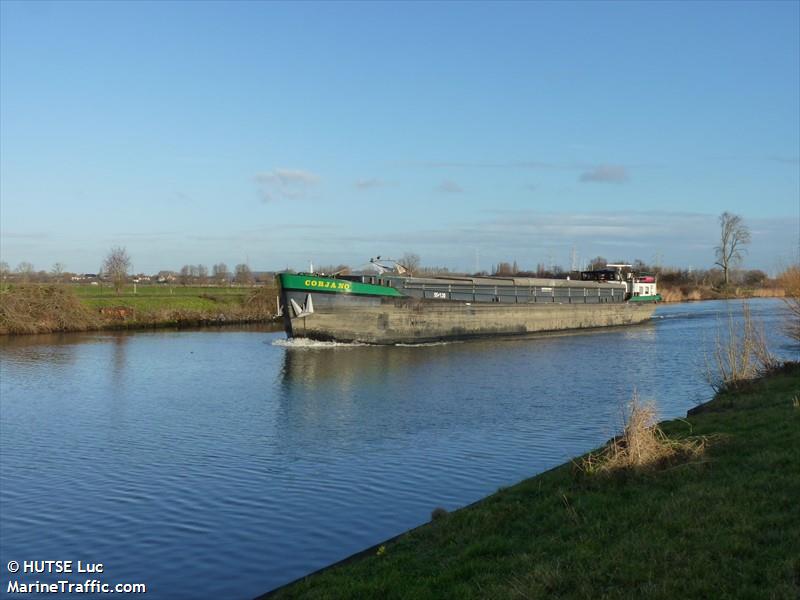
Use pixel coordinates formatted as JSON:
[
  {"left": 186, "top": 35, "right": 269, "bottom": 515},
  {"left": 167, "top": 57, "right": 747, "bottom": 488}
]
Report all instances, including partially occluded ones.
[
  {"left": 779, "top": 265, "right": 800, "bottom": 342},
  {"left": 659, "top": 285, "right": 784, "bottom": 304},
  {"left": 579, "top": 392, "right": 705, "bottom": 474},
  {"left": 657, "top": 288, "right": 685, "bottom": 303},
  {"left": 658, "top": 285, "right": 720, "bottom": 303},
  {"left": 751, "top": 288, "right": 785, "bottom": 298},
  {"left": 705, "top": 301, "right": 780, "bottom": 393}
]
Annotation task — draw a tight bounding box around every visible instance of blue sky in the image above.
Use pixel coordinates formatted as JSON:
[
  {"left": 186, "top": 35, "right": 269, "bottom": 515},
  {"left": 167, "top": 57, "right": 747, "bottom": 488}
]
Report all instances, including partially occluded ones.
[{"left": 1, "top": 1, "right": 798, "bottom": 274}]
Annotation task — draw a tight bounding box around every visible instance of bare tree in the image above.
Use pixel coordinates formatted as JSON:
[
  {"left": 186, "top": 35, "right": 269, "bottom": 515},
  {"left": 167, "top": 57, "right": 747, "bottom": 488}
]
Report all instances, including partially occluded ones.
[
  {"left": 196, "top": 264, "right": 208, "bottom": 284},
  {"left": 399, "top": 252, "right": 421, "bottom": 274},
  {"left": 212, "top": 263, "right": 229, "bottom": 284},
  {"left": 179, "top": 265, "right": 192, "bottom": 286},
  {"left": 102, "top": 247, "right": 131, "bottom": 294},
  {"left": 588, "top": 256, "right": 607, "bottom": 270},
  {"left": 715, "top": 212, "right": 750, "bottom": 286},
  {"left": 15, "top": 262, "right": 34, "bottom": 282},
  {"left": 0, "top": 261, "right": 10, "bottom": 281},
  {"left": 51, "top": 262, "right": 65, "bottom": 282},
  {"left": 234, "top": 263, "right": 253, "bottom": 285}
]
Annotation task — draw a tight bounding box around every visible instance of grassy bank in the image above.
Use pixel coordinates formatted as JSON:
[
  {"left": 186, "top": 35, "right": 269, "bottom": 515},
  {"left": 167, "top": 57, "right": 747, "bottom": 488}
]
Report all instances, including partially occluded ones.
[
  {"left": 266, "top": 364, "right": 800, "bottom": 599},
  {"left": 0, "top": 284, "right": 280, "bottom": 334}
]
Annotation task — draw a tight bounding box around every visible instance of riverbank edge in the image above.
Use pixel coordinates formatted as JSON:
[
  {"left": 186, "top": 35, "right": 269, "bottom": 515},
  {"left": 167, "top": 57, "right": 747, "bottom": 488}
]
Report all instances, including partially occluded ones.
[
  {"left": 258, "top": 363, "right": 800, "bottom": 599},
  {"left": 0, "top": 314, "right": 282, "bottom": 336}
]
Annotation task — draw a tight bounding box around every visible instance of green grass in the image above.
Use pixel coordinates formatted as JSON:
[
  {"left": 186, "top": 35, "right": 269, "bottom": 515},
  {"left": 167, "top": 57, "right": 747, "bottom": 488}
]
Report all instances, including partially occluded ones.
[
  {"left": 71, "top": 283, "right": 251, "bottom": 298},
  {"left": 267, "top": 365, "right": 800, "bottom": 599},
  {"left": 71, "top": 284, "right": 260, "bottom": 314},
  {"left": 84, "top": 296, "right": 238, "bottom": 311}
]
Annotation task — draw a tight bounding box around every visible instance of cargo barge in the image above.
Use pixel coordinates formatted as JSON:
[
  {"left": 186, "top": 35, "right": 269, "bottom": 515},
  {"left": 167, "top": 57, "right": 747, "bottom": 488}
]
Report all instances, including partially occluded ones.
[{"left": 277, "top": 261, "right": 660, "bottom": 344}]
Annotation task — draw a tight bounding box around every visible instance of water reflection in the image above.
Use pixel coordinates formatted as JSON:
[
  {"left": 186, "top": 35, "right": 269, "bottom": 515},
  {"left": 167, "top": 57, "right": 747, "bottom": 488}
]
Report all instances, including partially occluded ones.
[
  {"left": 110, "top": 334, "right": 130, "bottom": 385},
  {"left": 0, "top": 332, "right": 85, "bottom": 368},
  {"left": 279, "top": 322, "right": 661, "bottom": 387}
]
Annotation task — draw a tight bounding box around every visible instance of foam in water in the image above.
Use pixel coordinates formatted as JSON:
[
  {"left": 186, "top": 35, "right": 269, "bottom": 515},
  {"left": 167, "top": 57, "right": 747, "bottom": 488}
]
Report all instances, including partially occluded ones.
[
  {"left": 394, "top": 341, "right": 460, "bottom": 347},
  {"left": 271, "top": 338, "right": 367, "bottom": 349},
  {"left": 272, "top": 338, "right": 458, "bottom": 349}
]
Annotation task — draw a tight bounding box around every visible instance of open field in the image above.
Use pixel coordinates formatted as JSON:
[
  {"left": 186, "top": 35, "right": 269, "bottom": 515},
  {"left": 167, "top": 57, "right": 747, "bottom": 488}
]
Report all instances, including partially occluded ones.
[
  {"left": 267, "top": 364, "right": 800, "bottom": 599},
  {"left": 71, "top": 283, "right": 255, "bottom": 298},
  {"left": 72, "top": 284, "right": 258, "bottom": 312}
]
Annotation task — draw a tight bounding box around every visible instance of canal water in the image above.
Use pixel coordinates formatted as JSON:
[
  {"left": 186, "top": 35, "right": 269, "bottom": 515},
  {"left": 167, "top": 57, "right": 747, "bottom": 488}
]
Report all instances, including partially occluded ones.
[{"left": 0, "top": 299, "right": 795, "bottom": 598}]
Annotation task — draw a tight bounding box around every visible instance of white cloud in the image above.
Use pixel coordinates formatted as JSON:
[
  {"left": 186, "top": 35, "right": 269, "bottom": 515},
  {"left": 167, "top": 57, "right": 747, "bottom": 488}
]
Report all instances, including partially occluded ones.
[
  {"left": 355, "top": 178, "right": 387, "bottom": 190},
  {"left": 579, "top": 165, "right": 629, "bottom": 183},
  {"left": 416, "top": 160, "right": 559, "bottom": 169},
  {"left": 436, "top": 180, "right": 464, "bottom": 193},
  {"left": 255, "top": 168, "right": 319, "bottom": 202}
]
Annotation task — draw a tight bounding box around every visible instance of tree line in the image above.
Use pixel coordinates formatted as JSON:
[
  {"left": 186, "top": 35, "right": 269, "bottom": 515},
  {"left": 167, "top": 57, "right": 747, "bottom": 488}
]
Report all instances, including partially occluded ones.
[
  {"left": 1, "top": 247, "right": 264, "bottom": 294},
  {"left": 0, "top": 211, "right": 787, "bottom": 292}
]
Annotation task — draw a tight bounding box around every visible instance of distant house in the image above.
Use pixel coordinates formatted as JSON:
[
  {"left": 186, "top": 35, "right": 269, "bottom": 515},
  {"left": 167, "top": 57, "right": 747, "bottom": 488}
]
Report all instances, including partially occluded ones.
[{"left": 156, "top": 271, "right": 178, "bottom": 284}]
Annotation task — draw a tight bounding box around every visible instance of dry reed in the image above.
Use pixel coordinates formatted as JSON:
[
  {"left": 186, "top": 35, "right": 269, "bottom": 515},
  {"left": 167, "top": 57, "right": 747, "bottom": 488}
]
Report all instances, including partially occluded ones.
[
  {"left": 779, "top": 265, "right": 800, "bottom": 342},
  {"left": 705, "top": 301, "right": 780, "bottom": 393},
  {"left": 579, "top": 392, "right": 705, "bottom": 474}
]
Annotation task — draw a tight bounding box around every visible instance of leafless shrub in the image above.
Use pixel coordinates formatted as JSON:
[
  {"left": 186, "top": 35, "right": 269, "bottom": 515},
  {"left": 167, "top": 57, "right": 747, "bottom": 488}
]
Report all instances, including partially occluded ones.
[
  {"left": 234, "top": 263, "right": 253, "bottom": 285},
  {"left": 242, "top": 286, "right": 278, "bottom": 318},
  {"left": 0, "top": 285, "right": 100, "bottom": 334},
  {"left": 578, "top": 391, "right": 705, "bottom": 475},
  {"left": 705, "top": 301, "right": 780, "bottom": 393}
]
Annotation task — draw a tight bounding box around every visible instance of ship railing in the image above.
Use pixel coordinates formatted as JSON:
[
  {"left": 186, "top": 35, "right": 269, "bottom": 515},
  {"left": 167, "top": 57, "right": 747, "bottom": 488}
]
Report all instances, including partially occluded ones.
[{"left": 400, "top": 281, "right": 626, "bottom": 304}]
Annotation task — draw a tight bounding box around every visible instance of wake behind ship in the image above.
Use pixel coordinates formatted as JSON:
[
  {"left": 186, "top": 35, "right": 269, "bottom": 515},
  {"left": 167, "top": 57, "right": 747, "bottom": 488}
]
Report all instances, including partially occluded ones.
[{"left": 277, "top": 261, "right": 661, "bottom": 345}]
